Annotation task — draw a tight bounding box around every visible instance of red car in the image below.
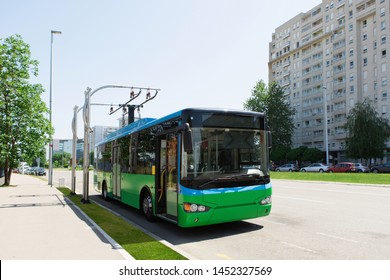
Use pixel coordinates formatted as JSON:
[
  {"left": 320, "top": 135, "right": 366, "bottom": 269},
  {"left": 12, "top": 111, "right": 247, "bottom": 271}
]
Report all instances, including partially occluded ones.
[{"left": 327, "top": 162, "right": 357, "bottom": 173}]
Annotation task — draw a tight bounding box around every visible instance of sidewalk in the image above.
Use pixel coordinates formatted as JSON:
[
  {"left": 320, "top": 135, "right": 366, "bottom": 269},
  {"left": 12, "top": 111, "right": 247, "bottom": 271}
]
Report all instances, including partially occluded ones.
[{"left": 0, "top": 173, "right": 133, "bottom": 260}]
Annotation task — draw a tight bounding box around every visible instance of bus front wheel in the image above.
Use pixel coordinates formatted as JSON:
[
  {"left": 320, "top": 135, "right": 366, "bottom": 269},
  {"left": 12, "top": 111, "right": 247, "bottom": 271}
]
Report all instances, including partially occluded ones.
[{"left": 142, "top": 191, "right": 155, "bottom": 222}]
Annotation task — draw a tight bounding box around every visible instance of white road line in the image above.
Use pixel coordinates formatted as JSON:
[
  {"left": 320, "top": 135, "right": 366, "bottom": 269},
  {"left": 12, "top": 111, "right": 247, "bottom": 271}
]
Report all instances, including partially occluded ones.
[
  {"left": 275, "top": 183, "right": 390, "bottom": 198},
  {"left": 261, "top": 218, "right": 287, "bottom": 226},
  {"left": 316, "top": 232, "right": 360, "bottom": 243},
  {"left": 281, "top": 241, "right": 318, "bottom": 254},
  {"left": 274, "top": 195, "right": 336, "bottom": 205}
]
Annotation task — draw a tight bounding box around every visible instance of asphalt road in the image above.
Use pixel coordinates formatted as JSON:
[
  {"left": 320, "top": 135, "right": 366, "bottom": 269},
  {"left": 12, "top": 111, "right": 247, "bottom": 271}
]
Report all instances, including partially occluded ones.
[{"left": 52, "top": 170, "right": 390, "bottom": 260}]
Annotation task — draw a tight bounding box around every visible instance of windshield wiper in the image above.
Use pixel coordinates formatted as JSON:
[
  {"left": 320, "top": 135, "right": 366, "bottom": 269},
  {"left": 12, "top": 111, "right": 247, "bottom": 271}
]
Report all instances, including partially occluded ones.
[
  {"left": 197, "top": 174, "right": 267, "bottom": 189},
  {"left": 197, "top": 177, "right": 231, "bottom": 189}
]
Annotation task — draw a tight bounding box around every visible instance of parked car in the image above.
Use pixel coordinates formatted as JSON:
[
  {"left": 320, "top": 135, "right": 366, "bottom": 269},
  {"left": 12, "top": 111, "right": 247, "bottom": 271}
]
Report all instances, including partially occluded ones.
[
  {"left": 370, "top": 162, "right": 390, "bottom": 173},
  {"left": 354, "top": 163, "right": 370, "bottom": 173},
  {"left": 327, "top": 162, "right": 356, "bottom": 173},
  {"left": 300, "top": 163, "right": 329, "bottom": 173},
  {"left": 25, "top": 167, "right": 37, "bottom": 175},
  {"left": 34, "top": 168, "right": 46, "bottom": 176},
  {"left": 275, "top": 163, "right": 299, "bottom": 172}
]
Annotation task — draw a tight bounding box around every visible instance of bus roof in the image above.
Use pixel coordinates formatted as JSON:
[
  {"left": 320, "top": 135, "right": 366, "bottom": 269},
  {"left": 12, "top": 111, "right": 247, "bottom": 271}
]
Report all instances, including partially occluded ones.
[{"left": 96, "top": 108, "right": 265, "bottom": 146}]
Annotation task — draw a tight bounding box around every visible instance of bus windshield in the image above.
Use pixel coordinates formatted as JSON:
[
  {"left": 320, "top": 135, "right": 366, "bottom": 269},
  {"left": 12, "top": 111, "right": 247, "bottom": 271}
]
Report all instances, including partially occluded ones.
[{"left": 181, "top": 127, "right": 270, "bottom": 189}]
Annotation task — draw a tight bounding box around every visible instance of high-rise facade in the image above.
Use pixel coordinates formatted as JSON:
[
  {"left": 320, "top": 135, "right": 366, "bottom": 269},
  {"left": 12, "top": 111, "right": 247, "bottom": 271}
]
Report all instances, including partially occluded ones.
[{"left": 269, "top": 0, "right": 390, "bottom": 163}]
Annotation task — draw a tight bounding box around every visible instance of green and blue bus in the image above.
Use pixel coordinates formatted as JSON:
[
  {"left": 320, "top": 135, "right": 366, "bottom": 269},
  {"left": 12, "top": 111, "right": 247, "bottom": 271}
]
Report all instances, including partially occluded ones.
[{"left": 94, "top": 108, "right": 272, "bottom": 227}]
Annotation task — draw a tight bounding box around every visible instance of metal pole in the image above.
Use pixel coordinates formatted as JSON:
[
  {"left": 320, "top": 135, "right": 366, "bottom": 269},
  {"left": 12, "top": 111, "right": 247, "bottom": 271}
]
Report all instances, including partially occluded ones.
[
  {"left": 48, "top": 30, "right": 61, "bottom": 187},
  {"left": 82, "top": 88, "right": 91, "bottom": 203},
  {"left": 71, "top": 105, "right": 78, "bottom": 195},
  {"left": 323, "top": 86, "right": 329, "bottom": 166}
]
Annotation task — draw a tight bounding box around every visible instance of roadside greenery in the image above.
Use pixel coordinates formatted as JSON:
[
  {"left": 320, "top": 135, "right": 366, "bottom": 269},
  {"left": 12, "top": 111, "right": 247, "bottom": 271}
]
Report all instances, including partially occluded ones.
[
  {"left": 271, "top": 171, "right": 390, "bottom": 185},
  {"left": 0, "top": 35, "right": 52, "bottom": 185},
  {"left": 345, "top": 98, "right": 390, "bottom": 161},
  {"left": 57, "top": 187, "right": 187, "bottom": 260},
  {"left": 244, "top": 80, "right": 296, "bottom": 162}
]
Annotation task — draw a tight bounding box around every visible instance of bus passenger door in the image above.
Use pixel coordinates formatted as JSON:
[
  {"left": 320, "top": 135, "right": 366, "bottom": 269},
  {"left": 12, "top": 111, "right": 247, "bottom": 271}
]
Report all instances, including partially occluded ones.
[
  {"left": 112, "top": 145, "right": 121, "bottom": 199},
  {"left": 157, "top": 133, "right": 178, "bottom": 221}
]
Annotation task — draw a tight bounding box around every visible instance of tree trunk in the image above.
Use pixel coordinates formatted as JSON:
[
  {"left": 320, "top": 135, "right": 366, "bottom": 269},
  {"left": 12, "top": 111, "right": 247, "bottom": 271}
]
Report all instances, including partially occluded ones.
[{"left": 3, "top": 157, "right": 11, "bottom": 186}]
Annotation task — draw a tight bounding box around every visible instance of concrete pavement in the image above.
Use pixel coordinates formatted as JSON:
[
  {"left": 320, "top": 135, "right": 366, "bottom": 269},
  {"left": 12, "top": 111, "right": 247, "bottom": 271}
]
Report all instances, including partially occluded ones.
[{"left": 0, "top": 173, "right": 133, "bottom": 260}]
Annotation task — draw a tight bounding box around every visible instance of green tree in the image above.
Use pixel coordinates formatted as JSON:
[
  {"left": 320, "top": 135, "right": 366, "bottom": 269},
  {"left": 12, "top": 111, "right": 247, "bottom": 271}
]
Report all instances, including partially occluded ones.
[
  {"left": 302, "top": 147, "right": 323, "bottom": 163},
  {"left": 287, "top": 146, "right": 307, "bottom": 163},
  {"left": 53, "top": 152, "right": 72, "bottom": 168},
  {"left": 345, "top": 99, "right": 390, "bottom": 162},
  {"left": 244, "top": 80, "right": 296, "bottom": 161},
  {"left": 0, "top": 35, "right": 52, "bottom": 185}
]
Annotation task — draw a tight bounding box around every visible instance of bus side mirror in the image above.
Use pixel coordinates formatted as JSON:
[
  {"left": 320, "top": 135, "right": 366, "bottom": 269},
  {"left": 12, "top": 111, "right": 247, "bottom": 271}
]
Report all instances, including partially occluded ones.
[
  {"left": 267, "top": 131, "right": 272, "bottom": 149},
  {"left": 183, "top": 123, "right": 193, "bottom": 153}
]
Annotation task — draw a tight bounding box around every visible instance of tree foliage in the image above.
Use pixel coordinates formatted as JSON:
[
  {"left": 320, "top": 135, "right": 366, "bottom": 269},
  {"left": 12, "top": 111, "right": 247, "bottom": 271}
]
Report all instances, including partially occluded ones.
[
  {"left": 0, "top": 35, "right": 52, "bottom": 185},
  {"left": 244, "top": 80, "right": 296, "bottom": 161},
  {"left": 345, "top": 99, "right": 390, "bottom": 161}
]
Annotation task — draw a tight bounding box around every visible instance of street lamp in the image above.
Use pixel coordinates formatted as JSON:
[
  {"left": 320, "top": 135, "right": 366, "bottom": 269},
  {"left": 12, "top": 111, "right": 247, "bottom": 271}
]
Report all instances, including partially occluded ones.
[
  {"left": 48, "top": 30, "right": 62, "bottom": 186},
  {"left": 322, "top": 86, "right": 329, "bottom": 166}
]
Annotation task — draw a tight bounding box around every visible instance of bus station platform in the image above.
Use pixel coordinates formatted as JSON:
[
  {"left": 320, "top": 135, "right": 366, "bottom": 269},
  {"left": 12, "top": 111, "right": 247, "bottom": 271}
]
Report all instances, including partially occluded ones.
[{"left": 0, "top": 173, "right": 133, "bottom": 260}]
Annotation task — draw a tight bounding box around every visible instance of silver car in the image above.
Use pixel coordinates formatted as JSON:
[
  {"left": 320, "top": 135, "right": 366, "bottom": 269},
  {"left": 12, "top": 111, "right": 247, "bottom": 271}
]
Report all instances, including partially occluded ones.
[
  {"left": 354, "top": 163, "right": 369, "bottom": 173},
  {"left": 275, "top": 164, "right": 299, "bottom": 172},
  {"left": 300, "top": 163, "right": 329, "bottom": 173}
]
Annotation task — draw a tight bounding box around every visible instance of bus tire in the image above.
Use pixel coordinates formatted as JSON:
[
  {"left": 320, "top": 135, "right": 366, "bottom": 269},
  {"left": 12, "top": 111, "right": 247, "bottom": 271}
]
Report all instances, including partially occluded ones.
[
  {"left": 102, "top": 181, "right": 109, "bottom": 201},
  {"left": 141, "top": 190, "right": 155, "bottom": 222}
]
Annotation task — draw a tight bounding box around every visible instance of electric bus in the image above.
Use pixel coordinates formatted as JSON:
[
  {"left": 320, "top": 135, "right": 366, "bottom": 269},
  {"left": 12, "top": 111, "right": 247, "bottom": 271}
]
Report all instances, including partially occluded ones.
[{"left": 94, "top": 108, "right": 272, "bottom": 227}]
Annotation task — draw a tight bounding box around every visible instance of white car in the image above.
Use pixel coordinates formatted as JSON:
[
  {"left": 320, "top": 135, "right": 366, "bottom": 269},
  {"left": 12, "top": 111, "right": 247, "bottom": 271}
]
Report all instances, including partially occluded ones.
[{"left": 300, "top": 163, "right": 329, "bottom": 173}]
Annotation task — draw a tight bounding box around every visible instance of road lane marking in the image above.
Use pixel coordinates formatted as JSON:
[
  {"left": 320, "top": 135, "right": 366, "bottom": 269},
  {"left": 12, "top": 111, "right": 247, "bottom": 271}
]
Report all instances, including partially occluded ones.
[
  {"left": 261, "top": 219, "right": 287, "bottom": 226},
  {"left": 274, "top": 195, "right": 336, "bottom": 205},
  {"left": 316, "top": 232, "right": 360, "bottom": 243},
  {"left": 275, "top": 183, "right": 390, "bottom": 198},
  {"left": 281, "top": 241, "right": 317, "bottom": 254},
  {"left": 216, "top": 253, "right": 234, "bottom": 260}
]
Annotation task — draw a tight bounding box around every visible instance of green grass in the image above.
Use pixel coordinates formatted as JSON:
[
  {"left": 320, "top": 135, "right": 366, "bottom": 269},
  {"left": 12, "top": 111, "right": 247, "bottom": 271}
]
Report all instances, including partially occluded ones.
[
  {"left": 57, "top": 187, "right": 187, "bottom": 260},
  {"left": 271, "top": 171, "right": 390, "bottom": 185}
]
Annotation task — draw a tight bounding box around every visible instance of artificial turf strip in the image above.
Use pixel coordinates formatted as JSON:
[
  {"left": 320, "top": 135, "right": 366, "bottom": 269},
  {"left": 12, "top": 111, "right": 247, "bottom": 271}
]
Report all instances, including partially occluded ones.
[{"left": 57, "top": 187, "right": 187, "bottom": 260}]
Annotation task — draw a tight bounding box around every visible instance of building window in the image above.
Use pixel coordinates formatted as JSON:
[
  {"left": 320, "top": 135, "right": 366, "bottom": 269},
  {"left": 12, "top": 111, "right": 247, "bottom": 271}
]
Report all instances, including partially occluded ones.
[
  {"left": 382, "top": 77, "right": 387, "bottom": 87},
  {"left": 382, "top": 63, "right": 387, "bottom": 73},
  {"left": 381, "top": 21, "right": 386, "bottom": 30},
  {"left": 362, "top": 20, "right": 367, "bottom": 28},
  {"left": 363, "top": 33, "right": 368, "bottom": 41},
  {"left": 364, "top": 84, "right": 368, "bottom": 92},
  {"left": 381, "top": 7, "right": 385, "bottom": 17},
  {"left": 382, "top": 49, "right": 387, "bottom": 58},
  {"left": 363, "top": 58, "right": 368, "bottom": 66},
  {"left": 382, "top": 35, "right": 387, "bottom": 44}
]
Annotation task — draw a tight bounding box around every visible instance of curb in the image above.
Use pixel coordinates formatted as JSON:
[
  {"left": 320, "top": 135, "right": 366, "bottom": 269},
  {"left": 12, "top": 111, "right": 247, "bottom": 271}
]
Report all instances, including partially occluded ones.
[
  {"left": 91, "top": 198, "right": 197, "bottom": 260},
  {"left": 63, "top": 196, "right": 135, "bottom": 260}
]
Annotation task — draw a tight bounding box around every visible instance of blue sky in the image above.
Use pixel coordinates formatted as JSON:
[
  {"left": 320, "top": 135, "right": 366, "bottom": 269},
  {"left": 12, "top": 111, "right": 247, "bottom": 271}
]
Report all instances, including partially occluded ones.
[{"left": 1, "top": 0, "right": 320, "bottom": 138}]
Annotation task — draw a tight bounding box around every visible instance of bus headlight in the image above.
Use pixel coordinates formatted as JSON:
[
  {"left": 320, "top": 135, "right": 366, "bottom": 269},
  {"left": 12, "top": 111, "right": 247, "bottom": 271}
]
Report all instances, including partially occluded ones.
[
  {"left": 260, "top": 196, "right": 272, "bottom": 205},
  {"left": 183, "top": 203, "right": 210, "bottom": 213}
]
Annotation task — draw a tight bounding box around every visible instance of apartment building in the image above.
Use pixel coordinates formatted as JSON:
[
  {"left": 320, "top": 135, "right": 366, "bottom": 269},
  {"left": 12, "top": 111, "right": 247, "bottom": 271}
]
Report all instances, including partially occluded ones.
[{"left": 268, "top": 0, "right": 390, "bottom": 163}]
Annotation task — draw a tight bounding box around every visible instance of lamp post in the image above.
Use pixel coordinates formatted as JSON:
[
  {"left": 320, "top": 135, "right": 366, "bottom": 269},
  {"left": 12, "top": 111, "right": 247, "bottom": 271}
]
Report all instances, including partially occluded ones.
[
  {"left": 322, "top": 86, "right": 329, "bottom": 166},
  {"left": 48, "top": 30, "right": 62, "bottom": 186}
]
